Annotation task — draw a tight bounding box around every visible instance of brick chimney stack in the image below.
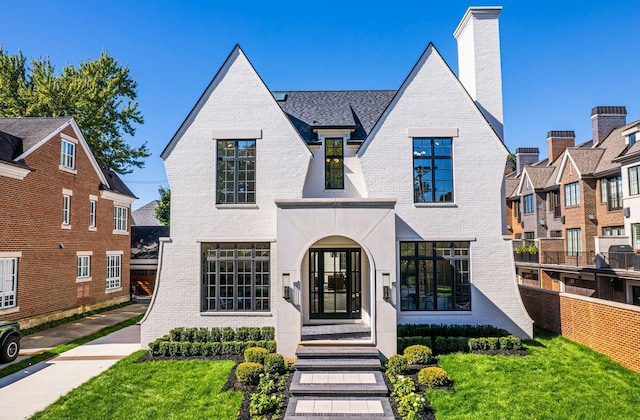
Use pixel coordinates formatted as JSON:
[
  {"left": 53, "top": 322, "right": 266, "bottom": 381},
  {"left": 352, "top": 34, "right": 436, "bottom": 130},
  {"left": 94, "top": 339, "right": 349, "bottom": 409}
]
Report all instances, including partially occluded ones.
[
  {"left": 515, "top": 147, "right": 539, "bottom": 175},
  {"left": 547, "top": 131, "right": 575, "bottom": 162},
  {"left": 591, "top": 106, "right": 626, "bottom": 146}
]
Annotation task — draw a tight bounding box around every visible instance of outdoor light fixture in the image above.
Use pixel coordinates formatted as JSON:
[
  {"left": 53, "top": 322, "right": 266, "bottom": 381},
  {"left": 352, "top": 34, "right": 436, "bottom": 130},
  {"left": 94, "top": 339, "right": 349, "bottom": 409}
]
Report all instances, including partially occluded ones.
[
  {"left": 282, "top": 273, "right": 291, "bottom": 301},
  {"left": 539, "top": 220, "right": 546, "bottom": 227},
  {"left": 382, "top": 273, "right": 391, "bottom": 301},
  {"left": 59, "top": 242, "right": 64, "bottom": 249}
]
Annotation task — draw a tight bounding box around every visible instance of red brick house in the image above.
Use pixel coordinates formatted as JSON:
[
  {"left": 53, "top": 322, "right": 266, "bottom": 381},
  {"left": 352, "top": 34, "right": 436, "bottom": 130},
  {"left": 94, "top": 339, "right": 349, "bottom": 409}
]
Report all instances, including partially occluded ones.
[{"left": 0, "top": 117, "right": 136, "bottom": 328}]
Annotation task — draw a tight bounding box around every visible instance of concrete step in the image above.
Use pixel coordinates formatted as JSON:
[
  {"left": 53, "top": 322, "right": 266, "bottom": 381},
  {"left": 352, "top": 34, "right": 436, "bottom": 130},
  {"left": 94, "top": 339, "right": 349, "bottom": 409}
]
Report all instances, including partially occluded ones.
[
  {"left": 301, "top": 324, "right": 371, "bottom": 341},
  {"left": 295, "top": 358, "right": 381, "bottom": 371},
  {"left": 284, "top": 396, "right": 394, "bottom": 419},
  {"left": 296, "top": 345, "right": 379, "bottom": 359},
  {"left": 289, "top": 371, "right": 388, "bottom": 397}
]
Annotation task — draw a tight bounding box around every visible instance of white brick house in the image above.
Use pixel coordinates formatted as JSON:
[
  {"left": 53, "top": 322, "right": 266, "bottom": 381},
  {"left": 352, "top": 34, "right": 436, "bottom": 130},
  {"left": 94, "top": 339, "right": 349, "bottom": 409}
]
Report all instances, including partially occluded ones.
[{"left": 141, "top": 6, "right": 533, "bottom": 358}]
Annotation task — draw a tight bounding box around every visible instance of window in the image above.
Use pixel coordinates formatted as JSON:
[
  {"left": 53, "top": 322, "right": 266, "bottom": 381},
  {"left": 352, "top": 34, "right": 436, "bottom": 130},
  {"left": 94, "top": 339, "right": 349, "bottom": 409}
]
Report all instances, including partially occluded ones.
[
  {"left": 550, "top": 230, "right": 563, "bottom": 238},
  {"left": 566, "top": 228, "right": 582, "bottom": 256},
  {"left": 114, "top": 206, "right": 128, "bottom": 232},
  {"left": 629, "top": 133, "right": 637, "bottom": 148},
  {"left": 89, "top": 200, "right": 97, "bottom": 228},
  {"left": 325, "top": 138, "right": 344, "bottom": 189},
  {"left": 77, "top": 255, "right": 90, "bottom": 279},
  {"left": 106, "top": 254, "right": 121, "bottom": 289},
  {"left": 606, "top": 176, "right": 622, "bottom": 210},
  {"left": 514, "top": 201, "right": 521, "bottom": 222},
  {"left": 565, "top": 182, "right": 580, "bottom": 207},
  {"left": 0, "top": 258, "right": 17, "bottom": 309},
  {"left": 217, "top": 140, "right": 256, "bottom": 204},
  {"left": 202, "top": 243, "right": 270, "bottom": 312},
  {"left": 524, "top": 194, "right": 534, "bottom": 214},
  {"left": 60, "top": 139, "right": 76, "bottom": 169},
  {"left": 549, "top": 190, "right": 561, "bottom": 218},
  {"left": 62, "top": 195, "right": 71, "bottom": 225},
  {"left": 524, "top": 232, "right": 535, "bottom": 244},
  {"left": 600, "top": 179, "right": 608, "bottom": 203},
  {"left": 413, "top": 138, "right": 453, "bottom": 203},
  {"left": 632, "top": 224, "right": 640, "bottom": 250},
  {"left": 602, "top": 226, "right": 625, "bottom": 236},
  {"left": 629, "top": 166, "right": 640, "bottom": 196},
  {"left": 400, "top": 242, "right": 470, "bottom": 311}
]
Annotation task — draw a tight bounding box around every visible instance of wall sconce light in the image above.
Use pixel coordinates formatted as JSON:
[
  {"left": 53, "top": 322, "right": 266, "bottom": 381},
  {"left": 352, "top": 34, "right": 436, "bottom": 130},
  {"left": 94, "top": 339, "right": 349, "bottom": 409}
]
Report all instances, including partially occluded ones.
[
  {"left": 382, "top": 273, "right": 390, "bottom": 301},
  {"left": 282, "top": 273, "right": 291, "bottom": 301},
  {"left": 539, "top": 220, "right": 546, "bottom": 227},
  {"left": 59, "top": 242, "right": 64, "bottom": 249},
  {"left": 588, "top": 214, "right": 596, "bottom": 220}
]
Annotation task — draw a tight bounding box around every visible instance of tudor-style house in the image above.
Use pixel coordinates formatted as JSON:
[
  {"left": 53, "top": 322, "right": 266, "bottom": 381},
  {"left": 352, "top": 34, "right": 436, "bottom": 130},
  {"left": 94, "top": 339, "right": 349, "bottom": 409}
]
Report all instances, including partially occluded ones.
[
  {"left": 0, "top": 117, "right": 135, "bottom": 328},
  {"left": 141, "top": 7, "right": 533, "bottom": 358}
]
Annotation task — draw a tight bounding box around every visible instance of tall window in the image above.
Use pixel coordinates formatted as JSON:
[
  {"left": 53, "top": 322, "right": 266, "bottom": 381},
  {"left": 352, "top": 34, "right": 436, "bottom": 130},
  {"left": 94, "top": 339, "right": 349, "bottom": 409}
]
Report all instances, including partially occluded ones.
[
  {"left": 77, "top": 256, "right": 90, "bottom": 279},
  {"left": 202, "top": 243, "right": 270, "bottom": 312},
  {"left": 0, "top": 258, "right": 17, "bottom": 309},
  {"left": 629, "top": 133, "right": 637, "bottom": 147},
  {"left": 565, "top": 182, "right": 580, "bottom": 207},
  {"left": 60, "top": 139, "right": 76, "bottom": 169},
  {"left": 632, "top": 224, "right": 640, "bottom": 250},
  {"left": 325, "top": 138, "right": 344, "bottom": 189},
  {"left": 629, "top": 166, "right": 640, "bottom": 196},
  {"left": 89, "top": 200, "right": 97, "bottom": 228},
  {"left": 106, "top": 254, "right": 121, "bottom": 289},
  {"left": 524, "top": 231, "right": 535, "bottom": 244},
  {"left": 605, "top": 176, "right": 622, "bottom": 210},
  {"left": 413, "top": 138, "right": 453, "bottom": 203},
  {"left": 217, "top": 140, "right": 256, "bottom": 204},
  {"left": 514, "top": 201, "right": 521, "bottom": 222},
  {"left": 524, "top": 194, "right": 534, "bottom": 214},
  {"left": 114, "top": 206, "right": 128, "bottom": 231},
  {"left": 400, "top": 242, "right": 470, "bottom": 311},
  {"left": 549, "top": 190, "right": 561, "bottom": 218},
  {"left": 62, "top": 195, "right": 71, "bottom": 225},
  {"left": 566, "top": 228, "right": 582, "bottom": 256}
]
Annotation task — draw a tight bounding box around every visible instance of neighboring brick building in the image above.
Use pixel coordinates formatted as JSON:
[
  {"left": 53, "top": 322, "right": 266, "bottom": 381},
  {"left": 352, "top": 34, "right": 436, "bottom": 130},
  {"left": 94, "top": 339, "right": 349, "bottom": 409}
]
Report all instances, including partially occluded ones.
[{"left": 0, "top": 117, "right": 135, "bottom": 328}]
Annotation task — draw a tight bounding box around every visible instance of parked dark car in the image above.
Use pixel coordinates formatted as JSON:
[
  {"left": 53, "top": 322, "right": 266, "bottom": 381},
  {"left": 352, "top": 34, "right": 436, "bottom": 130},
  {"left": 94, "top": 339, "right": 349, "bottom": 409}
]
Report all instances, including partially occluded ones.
[{"left": 0, "top": 321, "right": 21, "bottom": 363}]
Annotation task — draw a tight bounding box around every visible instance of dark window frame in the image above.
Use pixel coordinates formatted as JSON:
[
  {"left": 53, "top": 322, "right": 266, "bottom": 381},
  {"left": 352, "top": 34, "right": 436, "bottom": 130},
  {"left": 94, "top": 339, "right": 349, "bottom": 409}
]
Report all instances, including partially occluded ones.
[
  {"left": 216, "top": 140, "right": 256, "bottom": 204},
  {"left": 565, "top": 182, "right": 580, "bottom": 207},
  {"left": 606, "top": 175, "right": 623, "bottom": 211},
  {"left": 629, "top": 165, "right": 640, "bottom": 196},
  {"left": 549, "top": 190, "right": 561, "bottom": 218},
  {"left": 413, "top": 138, "right": 454, "bottom": 203},
  {"left": 524, "top": 194, "right": 535, "bottom": 214},
  {"left": 325, "top": 138, "right": 344, "bottom": 190}
]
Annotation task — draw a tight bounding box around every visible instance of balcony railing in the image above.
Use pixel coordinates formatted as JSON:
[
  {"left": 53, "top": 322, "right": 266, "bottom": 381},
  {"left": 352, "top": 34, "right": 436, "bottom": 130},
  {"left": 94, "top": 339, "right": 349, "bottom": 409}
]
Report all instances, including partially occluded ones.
[
  {"left": 541, "top": 251, "right": 595, "bottom": 266},
  {"left": 514, "top": 252, "right": 539, "bottom": 263},
  {"left": 599, "top": 252, "right": 640, "bottom": 271}
]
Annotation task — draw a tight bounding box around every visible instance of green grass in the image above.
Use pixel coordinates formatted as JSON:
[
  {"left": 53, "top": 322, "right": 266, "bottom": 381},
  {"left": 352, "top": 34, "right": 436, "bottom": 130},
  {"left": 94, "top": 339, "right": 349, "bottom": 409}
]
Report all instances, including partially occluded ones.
[
  {"left": 30, "top": 351, "right": 243, "bottom": 420},
  {"left": 0, "top": 315, "right": 143, "bottom": 379},
  {"left": 427, "top": 329, "right": 640, "bottom": 419}
]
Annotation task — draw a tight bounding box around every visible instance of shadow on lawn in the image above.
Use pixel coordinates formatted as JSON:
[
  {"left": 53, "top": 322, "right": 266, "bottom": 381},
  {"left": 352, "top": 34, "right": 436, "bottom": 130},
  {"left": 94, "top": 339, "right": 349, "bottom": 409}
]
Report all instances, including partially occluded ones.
[{"left": 524, "top": 326, "right": 560, "bottom": 348}]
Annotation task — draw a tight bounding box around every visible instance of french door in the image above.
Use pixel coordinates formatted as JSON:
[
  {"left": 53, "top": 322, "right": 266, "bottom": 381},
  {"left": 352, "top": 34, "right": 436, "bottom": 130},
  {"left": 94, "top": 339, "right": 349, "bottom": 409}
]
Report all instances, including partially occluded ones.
[{"left": 309, "top": 249, "right": 361, "bottom": 319}]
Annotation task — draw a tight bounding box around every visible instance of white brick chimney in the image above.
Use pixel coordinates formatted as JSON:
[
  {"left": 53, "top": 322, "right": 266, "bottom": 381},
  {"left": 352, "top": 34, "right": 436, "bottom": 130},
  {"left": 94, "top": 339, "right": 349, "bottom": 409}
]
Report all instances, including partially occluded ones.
[{"left": 454, "top": 6, "right": 504, "bottom": 140}]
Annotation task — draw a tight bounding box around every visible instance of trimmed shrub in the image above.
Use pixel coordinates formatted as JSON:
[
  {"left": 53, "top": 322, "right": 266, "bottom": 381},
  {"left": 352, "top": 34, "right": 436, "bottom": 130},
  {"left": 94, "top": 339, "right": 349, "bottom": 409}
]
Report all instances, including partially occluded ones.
[
  {"left": 404, "top": 344, "right": 433, "bottom": 365},
  {"left": 190, "top": 342, "right": 203, "bottom": 356},
  {"left": 195, "top": 327, "right": 209, "bottom": 342},
  {"left": 244, "top": 347, "right": 269, "bottom": 364},
  {"left": 417, "top": 367, "right": 451, "bottom": 388},
  {"left": 235, "top": 362, "right": 264, "bottom": 385},
  {"left": 208, "top": 327, "right": 222, "bottom": 342},
  {"left": 180, "top": 328, "right": 194, "bottom": 342},
  {"left": 263, "top": 353, "right": 285, "bottom": 375},
  {"left": 158, "top": 341, "right": 171, "bottom": 357},
  {"left": 261, "top": 326, "right": 275, "bottom": 341},
  {"left": 221, "top": 341, "right": 243, "bottom": 354},
  {"left": 168, "top": 342, "right": 181, "bottom": 357},
  {"left": 221, "top": 327, "right": 236, "bottom": 342},
  {"left": 236, "top": 327, "right": 251, "bottom": 342},
  {"left": 398, "top": 336, "right": 432, "bottom": 353},
  {"left": 390, "top": 374, "right": 416, "bottom": 398},
  {"left": 386, "top": 354, "right": 409, "bottom": 375},
  {"left": 248, "top": 327, "right": 262, "bottom": 341},
  {"left": 180, "top": 342, "right": 191, "bottom": 355},
  {"left": 169, "top": 327, "right": 183, "bottom": 342},
  {"left": 499, "top": 335, "right": 522, "bottom": 350}
]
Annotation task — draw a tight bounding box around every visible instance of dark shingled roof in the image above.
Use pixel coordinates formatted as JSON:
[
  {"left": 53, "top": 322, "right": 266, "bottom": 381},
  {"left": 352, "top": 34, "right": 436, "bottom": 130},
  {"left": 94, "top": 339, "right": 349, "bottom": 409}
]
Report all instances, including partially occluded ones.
[
  {"left": 591, "top": 106, "right": 627, "bottom": 116},
  {"left": 131, "top": 225, "right": 170, "bottom": 259},
  {"left": 0, "top": 117, "right": 71, "bottom": 153},
  {"left": 101, "top": 168, "right": 137, "bottom": 198},
  {"left": 274, "top": 90, "right": 396, "bottom": 142},
  {"left": 0, "top": 130, "right": 25, "bottom": 164},
  {"left": 132, "top": 200, "right": 161, "bottom": 226}
]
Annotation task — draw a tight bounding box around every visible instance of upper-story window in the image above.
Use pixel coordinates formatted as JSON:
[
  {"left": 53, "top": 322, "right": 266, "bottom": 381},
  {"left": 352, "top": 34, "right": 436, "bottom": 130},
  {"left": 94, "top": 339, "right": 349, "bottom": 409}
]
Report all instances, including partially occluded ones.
[
  {"left": 325, "top": 138, "right": 344, "bottom": 189},
  {"left": 62, "top": 195, "right": 71, "bottom": 225},
  {"left": 549, "top": 190, "right": 561, "bottom": 218},
  {"left": 605, "top": 176, "right": 622, "bottom": 211},
  {"left": 524, "top": 194, "right": 534, "bottom": 214},
  {"left": 114, "top": 206, "right": 128, "bottom": 232},
  {"left": 629, "top": 166, "right": 640, "bottom": 196},
  {"left": 60, "top": 139, "right": 76, "bottom": 170},
  {"left": 564, "top": 182, "right": 580, "bottom": 207},
  {"left": 413, "top": 138, "right": 453, "bottom": 203},
  {"left": 217, "top": 140, "right": 256, "bottom": 204},
  {"left": 89, "top": 200, "right": 97, "bottom": 228},
  {"left": 514, "top": 201, "right": 521, "bottom": 222}
]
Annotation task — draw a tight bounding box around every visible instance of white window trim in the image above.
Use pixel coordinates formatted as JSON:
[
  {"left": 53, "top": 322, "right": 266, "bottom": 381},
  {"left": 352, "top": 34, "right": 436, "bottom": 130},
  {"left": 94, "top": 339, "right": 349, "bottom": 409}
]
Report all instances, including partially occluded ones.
[
  {"left": 62, "top": 194, "right": 72, "bottom": 228},
  {"left": 59, "top": 134, "right": 78, "bottom": 173},
  {"left": 106, "top": 252, "right": 123, "bottom": 290},
  {"left": 76, "top": 253, "right": 92, "bottom": 282},
  {"left": 113, "top": 205, "right": 129, "bottom": 234},
  {"left": 0, "top": 257, "right": 19, "bottom": 310},
  {"left": 89, "top": 198, "right": 97, "bottom": 230}
]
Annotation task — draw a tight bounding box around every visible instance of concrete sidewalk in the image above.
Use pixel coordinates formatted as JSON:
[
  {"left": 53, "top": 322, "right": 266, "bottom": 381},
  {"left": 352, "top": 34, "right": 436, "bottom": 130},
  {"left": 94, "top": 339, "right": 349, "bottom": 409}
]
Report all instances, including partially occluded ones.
[
  {"left": 0, "top": 324, "right": 142, "bottom": 419},
  {"left": 9, "top": 303, "right": 147, "bottom": 366}
]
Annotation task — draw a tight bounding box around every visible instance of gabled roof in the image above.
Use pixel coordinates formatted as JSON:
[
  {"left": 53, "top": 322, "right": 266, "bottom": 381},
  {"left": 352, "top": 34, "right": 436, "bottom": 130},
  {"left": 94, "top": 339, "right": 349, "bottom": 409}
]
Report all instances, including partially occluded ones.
[
  {"left": 0, "top": 130, "right": 25, "bottom": 165},
  {"left": 275, "top": 90, "right": 395, "bottom": 142},
  {"left": 593, "top": 119, "right": 640, "bottom": 174},
  {"left": 505, "top": 178, "right": 520, "bottom": 199},
  {"left": 132, "top": 200, "right": 161, "bottom": 226},
  {"left": 524, "top": 166, "right": 555, "bottom": 190},
  {"left": 0, "top": 117, "right": 71, "bottom": 153},
  {"left": 555, "top": 147, "right": 605, "bottom": 183},
  {"left": 101, "top": 168, "right": 136, "bottom": 198}
]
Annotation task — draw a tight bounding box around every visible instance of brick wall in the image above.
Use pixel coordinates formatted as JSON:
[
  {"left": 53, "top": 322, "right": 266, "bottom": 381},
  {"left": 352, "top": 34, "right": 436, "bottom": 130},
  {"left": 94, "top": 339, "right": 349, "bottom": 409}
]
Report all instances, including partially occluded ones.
[
  {"left": 520, "top": 285, "right": 640, "bottom": 373},
  {"left": 0, "top": 126, "right": 130, "bottom": 326}
]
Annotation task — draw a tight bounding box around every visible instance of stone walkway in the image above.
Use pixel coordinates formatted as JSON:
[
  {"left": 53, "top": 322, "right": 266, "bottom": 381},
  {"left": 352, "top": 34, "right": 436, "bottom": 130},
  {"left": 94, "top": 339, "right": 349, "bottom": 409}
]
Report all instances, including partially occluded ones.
[{"left": 284, "top": 345, "right": 394, "bottom": 419}]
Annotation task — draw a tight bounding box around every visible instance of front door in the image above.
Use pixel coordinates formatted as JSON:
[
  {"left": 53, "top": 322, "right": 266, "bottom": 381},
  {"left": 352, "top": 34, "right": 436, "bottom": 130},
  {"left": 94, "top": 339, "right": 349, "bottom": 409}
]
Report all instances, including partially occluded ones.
[{"left": 309, "top": 249, "right": 361, "bottom": 319}]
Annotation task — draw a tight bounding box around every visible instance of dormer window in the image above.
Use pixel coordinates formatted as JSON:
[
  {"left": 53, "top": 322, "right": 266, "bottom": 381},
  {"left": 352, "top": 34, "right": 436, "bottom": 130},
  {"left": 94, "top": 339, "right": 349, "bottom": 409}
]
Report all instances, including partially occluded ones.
[
  {"left": 629, "top": 133, "right": 637, "bottom": 148},
  {"left": 325, "top": 138, "right": 344, "bottom": 189},
  {"left": 60, "top": 138, "right": 76, "bottom": 170}
]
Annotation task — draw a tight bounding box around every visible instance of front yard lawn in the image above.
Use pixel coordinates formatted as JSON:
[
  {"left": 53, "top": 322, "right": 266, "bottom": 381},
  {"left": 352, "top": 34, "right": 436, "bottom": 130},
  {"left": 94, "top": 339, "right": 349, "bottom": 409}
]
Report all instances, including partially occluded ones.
[
  {"left": 427, "top": 329, "right": 640, "bottom": 419},
  {"left": 31, "top": 351, "right": 243, "bottom": 420}
]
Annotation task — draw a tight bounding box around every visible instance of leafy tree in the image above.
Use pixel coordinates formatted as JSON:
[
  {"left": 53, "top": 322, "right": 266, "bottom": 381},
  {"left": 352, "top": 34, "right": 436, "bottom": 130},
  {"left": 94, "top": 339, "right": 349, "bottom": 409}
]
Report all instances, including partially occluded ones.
[
  {"left": 0, "top": 48, "right": 147, "bottom": 173},
  {"left": 155, "top": 186, "right": 170, "bottom": 225}
]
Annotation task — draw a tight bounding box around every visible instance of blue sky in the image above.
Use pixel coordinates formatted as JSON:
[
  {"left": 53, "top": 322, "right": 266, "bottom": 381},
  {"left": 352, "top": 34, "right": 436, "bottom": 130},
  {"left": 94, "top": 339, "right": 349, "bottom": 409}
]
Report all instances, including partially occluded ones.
[{"left": 2, "top": 1, "right": 639, "bottom": 208}]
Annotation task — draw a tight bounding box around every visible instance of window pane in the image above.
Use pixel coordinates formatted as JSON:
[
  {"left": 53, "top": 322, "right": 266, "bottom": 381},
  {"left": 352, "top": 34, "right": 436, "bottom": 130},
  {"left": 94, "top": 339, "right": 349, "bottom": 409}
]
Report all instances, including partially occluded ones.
[
  {"left": 217, "top": 140, "right": 256, "bottom": 204},
  {"left": 413, "top": 138, "right": 453, "bottom": 203}
]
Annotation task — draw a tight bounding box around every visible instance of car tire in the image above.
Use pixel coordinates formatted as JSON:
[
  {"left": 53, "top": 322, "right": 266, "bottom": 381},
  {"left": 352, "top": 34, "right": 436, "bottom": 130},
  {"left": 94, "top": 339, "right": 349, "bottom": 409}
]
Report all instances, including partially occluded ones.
[{"left": 0, "top": 336, "right": 20, "bottom": 363}]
